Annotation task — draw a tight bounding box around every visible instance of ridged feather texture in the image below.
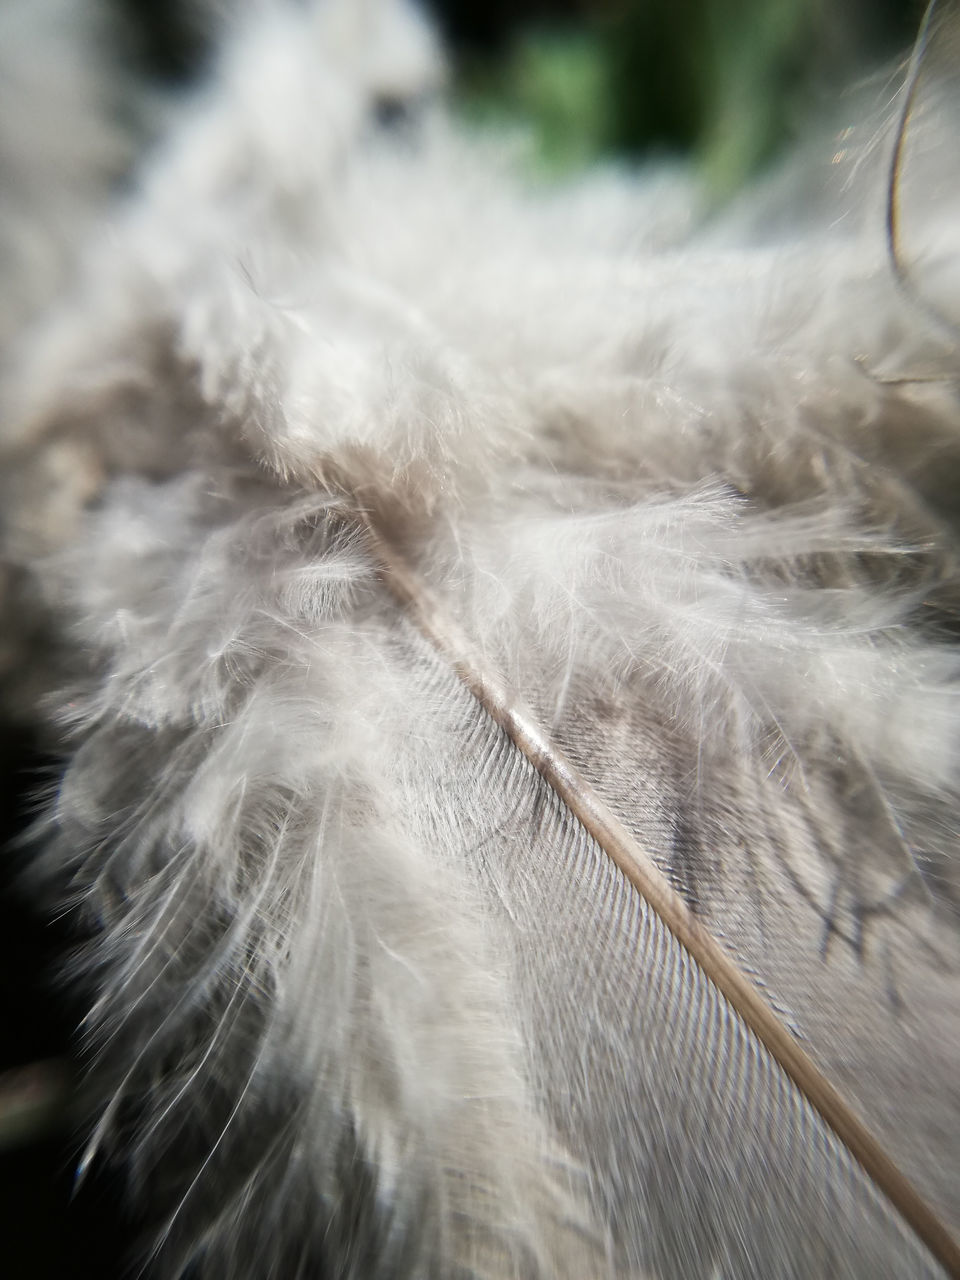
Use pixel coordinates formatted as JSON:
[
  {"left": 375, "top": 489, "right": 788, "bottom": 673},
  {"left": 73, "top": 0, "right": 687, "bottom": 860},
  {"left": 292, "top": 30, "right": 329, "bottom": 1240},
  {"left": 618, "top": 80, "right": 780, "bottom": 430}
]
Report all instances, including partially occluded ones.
[{"left": 3, "top": 0, "right": 960, "bottom": 1276}]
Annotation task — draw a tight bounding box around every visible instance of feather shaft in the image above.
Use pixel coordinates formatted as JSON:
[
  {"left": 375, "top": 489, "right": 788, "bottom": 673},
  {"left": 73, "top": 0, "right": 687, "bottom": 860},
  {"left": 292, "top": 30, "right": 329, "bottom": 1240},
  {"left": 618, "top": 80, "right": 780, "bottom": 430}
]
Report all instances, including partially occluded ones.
[
  {"left": 886, "top": 0, "right": 960, "bottom": 341},
  {"left": 361, "top": 511, "right": 960, "bottom": 1280}
]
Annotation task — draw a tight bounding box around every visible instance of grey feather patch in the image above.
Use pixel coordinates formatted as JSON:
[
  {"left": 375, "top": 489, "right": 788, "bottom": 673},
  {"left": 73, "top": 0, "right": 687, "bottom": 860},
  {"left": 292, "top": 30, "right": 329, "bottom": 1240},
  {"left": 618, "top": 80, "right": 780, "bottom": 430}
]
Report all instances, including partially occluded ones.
[{"left": 3, "top": 1, "right": 960, "bottom": 1277}]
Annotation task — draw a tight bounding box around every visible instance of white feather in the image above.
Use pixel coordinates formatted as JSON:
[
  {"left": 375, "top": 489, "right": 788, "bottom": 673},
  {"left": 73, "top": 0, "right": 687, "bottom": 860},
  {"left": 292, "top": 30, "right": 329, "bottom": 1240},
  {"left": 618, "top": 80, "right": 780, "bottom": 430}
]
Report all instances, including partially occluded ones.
[{"left": 3, "top": 1, "right": 960, "bottom": 1277}]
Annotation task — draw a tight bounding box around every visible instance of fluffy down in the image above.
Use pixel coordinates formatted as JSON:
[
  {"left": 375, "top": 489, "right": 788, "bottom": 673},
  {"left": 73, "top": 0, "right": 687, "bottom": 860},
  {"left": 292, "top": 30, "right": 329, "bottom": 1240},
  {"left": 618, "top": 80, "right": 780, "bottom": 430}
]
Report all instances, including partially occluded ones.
[{"left": 2, "top": 1, "right": 960, "bottom": 1277}]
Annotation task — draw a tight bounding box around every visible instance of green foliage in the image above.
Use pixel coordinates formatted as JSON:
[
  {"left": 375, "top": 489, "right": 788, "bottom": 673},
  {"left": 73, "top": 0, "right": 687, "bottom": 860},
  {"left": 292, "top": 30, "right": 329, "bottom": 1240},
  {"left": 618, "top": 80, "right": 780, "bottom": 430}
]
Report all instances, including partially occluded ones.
[
  {"left": 453, "top": 0, "right": 918, "bottom": 197},
  {"left": 457, "top": 29, "right": 610, "bottom": 175}
]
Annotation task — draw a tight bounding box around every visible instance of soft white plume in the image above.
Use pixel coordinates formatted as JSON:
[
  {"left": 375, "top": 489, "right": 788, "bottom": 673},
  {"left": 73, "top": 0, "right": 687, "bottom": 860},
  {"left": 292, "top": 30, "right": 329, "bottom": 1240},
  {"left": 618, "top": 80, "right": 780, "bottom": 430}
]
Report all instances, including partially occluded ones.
[{"left": 3, "top": 2, "right": 960, "bottom": 1278}]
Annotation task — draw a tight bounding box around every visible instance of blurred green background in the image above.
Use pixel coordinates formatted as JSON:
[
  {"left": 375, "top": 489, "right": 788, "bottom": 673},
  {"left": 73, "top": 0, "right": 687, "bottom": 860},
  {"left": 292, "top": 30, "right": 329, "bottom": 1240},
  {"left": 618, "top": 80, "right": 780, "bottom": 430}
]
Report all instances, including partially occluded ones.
[
  {"left": 439, "top": 0, "right": 923, "bottom": 194},
  {"left": 116, "top": 0, "right": 925, "bottom": 197}
]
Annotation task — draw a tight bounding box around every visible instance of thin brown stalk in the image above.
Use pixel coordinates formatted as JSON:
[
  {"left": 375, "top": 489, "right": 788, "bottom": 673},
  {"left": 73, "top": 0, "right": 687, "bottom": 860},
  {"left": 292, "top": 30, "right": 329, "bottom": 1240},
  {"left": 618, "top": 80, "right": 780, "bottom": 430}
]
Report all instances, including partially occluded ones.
[{"left": 887, "top": 0, "right": 960, "bottom": 342}]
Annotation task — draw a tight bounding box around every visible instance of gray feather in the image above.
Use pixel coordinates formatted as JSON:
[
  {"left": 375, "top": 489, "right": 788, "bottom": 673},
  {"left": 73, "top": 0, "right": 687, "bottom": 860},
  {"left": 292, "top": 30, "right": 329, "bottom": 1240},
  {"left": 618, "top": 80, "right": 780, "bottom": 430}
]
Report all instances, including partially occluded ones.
[{"left": 2, "top": 1, "right": 960, "bottom": 1277}]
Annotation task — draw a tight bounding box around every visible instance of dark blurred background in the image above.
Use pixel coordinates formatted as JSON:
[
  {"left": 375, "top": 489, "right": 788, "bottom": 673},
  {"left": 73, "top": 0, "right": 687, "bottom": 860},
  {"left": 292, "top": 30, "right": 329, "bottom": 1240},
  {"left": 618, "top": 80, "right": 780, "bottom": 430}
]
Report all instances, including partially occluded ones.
[
  {"left": 114, "top": 0, "right": 923, "bottom": 189},
  {"left": 0, "top": 1, "right": 929, "bottom": 1276}
]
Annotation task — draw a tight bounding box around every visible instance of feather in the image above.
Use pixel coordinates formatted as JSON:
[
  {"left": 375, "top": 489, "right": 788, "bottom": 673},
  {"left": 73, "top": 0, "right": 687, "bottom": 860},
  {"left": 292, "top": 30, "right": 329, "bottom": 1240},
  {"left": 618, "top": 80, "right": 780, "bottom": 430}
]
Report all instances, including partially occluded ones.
[{"left": 3, "top": 0, "right": 960, "bottom": 1277}]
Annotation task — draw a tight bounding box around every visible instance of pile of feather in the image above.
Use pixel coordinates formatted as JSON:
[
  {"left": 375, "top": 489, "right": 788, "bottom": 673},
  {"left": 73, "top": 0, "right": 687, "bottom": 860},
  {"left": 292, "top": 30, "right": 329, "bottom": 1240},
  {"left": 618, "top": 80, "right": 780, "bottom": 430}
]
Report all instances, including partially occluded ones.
[{"left": 2, "top": 1, "right": 960, "bottom": 1277}]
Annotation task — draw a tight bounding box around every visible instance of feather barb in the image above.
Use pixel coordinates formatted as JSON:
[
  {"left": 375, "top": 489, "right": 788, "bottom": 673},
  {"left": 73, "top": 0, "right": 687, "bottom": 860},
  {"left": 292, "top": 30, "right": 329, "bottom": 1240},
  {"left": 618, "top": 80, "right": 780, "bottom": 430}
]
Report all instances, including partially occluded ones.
[{"left": 360, "top": 511, "right": 960, "bottom": 1280}]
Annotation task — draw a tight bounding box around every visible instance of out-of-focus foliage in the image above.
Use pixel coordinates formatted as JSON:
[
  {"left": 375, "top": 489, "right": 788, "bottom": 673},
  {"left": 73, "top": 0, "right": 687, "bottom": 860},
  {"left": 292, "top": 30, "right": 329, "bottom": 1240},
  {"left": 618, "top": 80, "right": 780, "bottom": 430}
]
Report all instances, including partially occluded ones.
[
  {"left": 444, "top": 0, "right": 921, "bottom": 194},
  {"left": 457, "top": 31, "right": 610, "bottom": 173}
]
